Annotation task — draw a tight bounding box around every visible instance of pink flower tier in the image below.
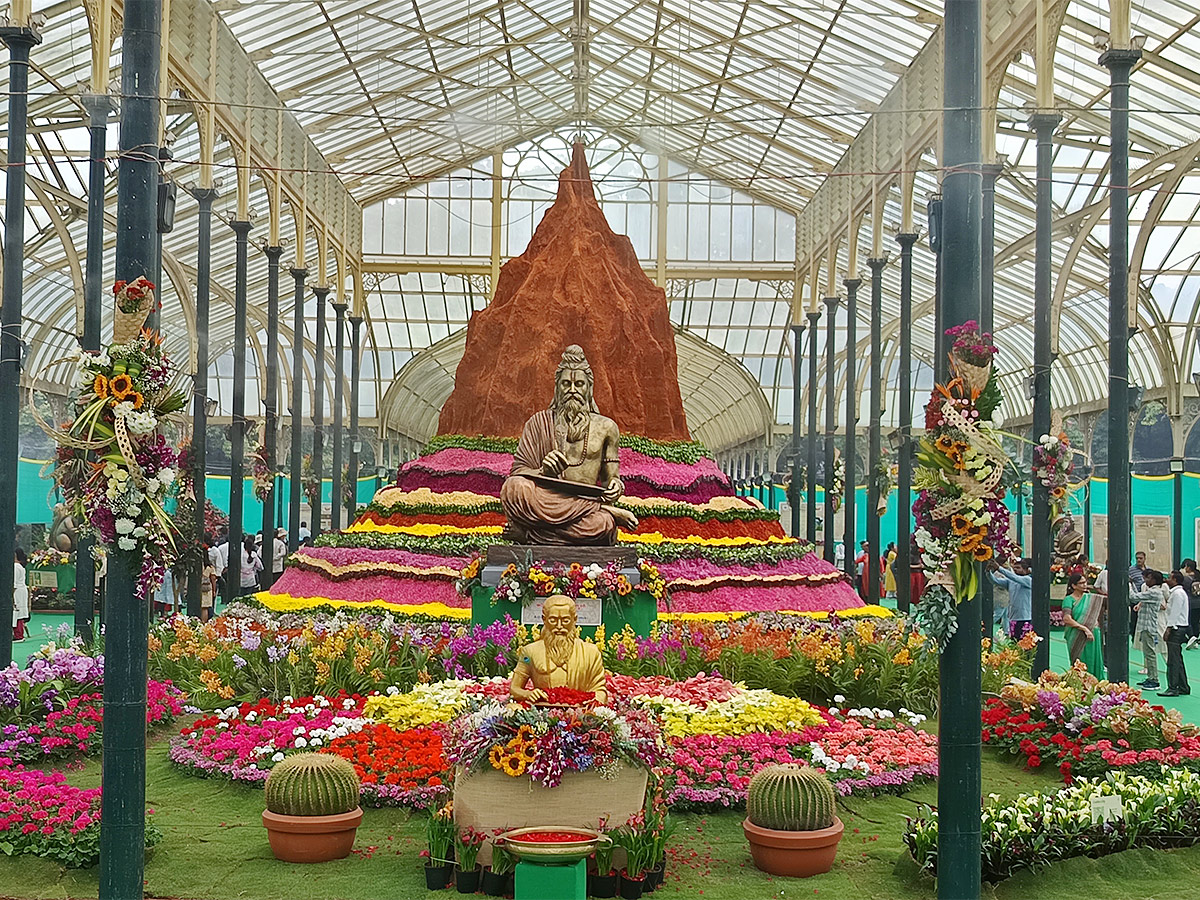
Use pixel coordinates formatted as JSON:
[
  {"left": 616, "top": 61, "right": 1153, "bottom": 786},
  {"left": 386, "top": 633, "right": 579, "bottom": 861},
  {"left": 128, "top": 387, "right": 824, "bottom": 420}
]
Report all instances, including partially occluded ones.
[{"left": 260, "top": 436, "right": 864, "bottom": 620}]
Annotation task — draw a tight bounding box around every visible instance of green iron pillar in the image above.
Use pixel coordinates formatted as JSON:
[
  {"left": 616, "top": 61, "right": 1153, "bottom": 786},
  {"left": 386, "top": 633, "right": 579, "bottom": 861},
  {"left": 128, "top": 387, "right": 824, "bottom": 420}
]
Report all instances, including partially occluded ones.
[
  {"left": 288, "top": 267, "right": 308, "bottom": 552},
  {"left": 348, "top": 315, "right": 364, "bottom": 520},
  {"left": 187, "top": 186, "right": 217, "bottom": 618},
  {"left": 895, "top": 233, "right": 919, "bottom": 614},
  {"left": 225, "top": 219, "right": 252, "bottom": 605},
  {"left": 100, "top": 2, "right": 157, "bottom": 897},
  {"left": 330, "top": 301, "right": 347, "bottom": 533},
  {"left": 1174, "top": 458, "right": 1184, "bottom": 564},
  {"left": 1030, "top": 112, "right": 1060, "bottom": 676},
  {"left": 939, "top": 1, "right": 984, "bottom": 897},
  {"left": 867, "top": 256, "right": 887, "bottom": 604},
  {"left": 980, "top": 165, "right": 1002, "bottom": 635},
  {"left": 1101, "top": 45, "right": 1140, "bottom": 685},
  {"left": 311, "top": 287, "right": 329, "bottom": 538},
  {"left": 0, "top": 22, "right": 40, "bottom": 668},
  {"left": 842, "top": 278, "right": 861, "bottom": 578},
  {"left": 790, "top": 323, "right": 805, "bottom": 538},
  {"left": 261, "top": 245, "right": 283, "bottom": 584},
  {"left": 77, "top": 92, "right": 113, "bottom": 641},
  {"left": 823, "top": 297, "right": 839, "bottom": 563},
  {"left": 806, "top": 310, "right": 821, "bottom": 545}
]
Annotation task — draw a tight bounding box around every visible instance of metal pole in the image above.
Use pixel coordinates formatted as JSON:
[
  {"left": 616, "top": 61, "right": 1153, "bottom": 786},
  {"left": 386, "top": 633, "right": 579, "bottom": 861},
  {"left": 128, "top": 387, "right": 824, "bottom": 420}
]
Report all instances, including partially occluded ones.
[
  {"left": 261, "top": 245, "right": 282, "bottom": 584},
  {"left": 939, "top": 1, "right": 984, "bottom": 896},
  {"left": 100, "top": 3, "right": 158, "bottom": 896},
  {"left": 842, "top": 277, "right": 860, "bottom": 578},
  {"left": 311, "top": 287, "right": 329, "bottom": 537},
  {"left": 76, "top": 92, "right": 113, "bottom": 642},
  {"left": 288, "top": 267, "right": 307, "bottom": 552},
  {"left": 980, "top": 165, "right": 1002, "bottom": 635},
  {"left": 187, "top": 187, "right": 216, "bottom": 617},
  {"left": 822, "top": 297, "right": 839, "bottom": 563},
  {"left": 866, "top": 257, "right": 887, "bottom": 604},
  {"left": 1083, "top": 478, "right": 1092, "bottom": 559},
  {"left": 330, "top": 302, "right": 347, "bottom": 532},
  {"left": 895, "top": 233, "right": 919, "bottom": 613},
  {"left": 790, "top": 323, "right": 804, "bottom": 538},
  {"left": 225, "top": 219, "right": 252, "bottom": 605},
  {"left": 1102, "top": 45, "right": 1139, "bottom": 685},
  {"left": 1174, "top": 460, "right": 1183, "bottom": 564},
  {"left": 1030, "top": 111, "right": 1060, "bottom": 676},
  {"left": 0, "top": 22, "right": 39, "bottom": 668},
  {"left": 806, "top": 310, "right": 821, "bottom": 545},
  {"left": 348, "top": 315, "right": 363, "bottom": 521}
]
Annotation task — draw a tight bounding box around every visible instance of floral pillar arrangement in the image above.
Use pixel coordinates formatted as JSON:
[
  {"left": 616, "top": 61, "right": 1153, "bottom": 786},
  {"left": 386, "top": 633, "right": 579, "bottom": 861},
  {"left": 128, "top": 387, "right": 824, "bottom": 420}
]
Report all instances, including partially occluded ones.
[
  {"left": 40, "top": 278, "right": 187, "bottom": 596},
  {"left": 911, "top": 322, "right": 1015, "bottom": 646},
  {"left": 1032, "top": 432, "right": 1077, "bottom": 535}
]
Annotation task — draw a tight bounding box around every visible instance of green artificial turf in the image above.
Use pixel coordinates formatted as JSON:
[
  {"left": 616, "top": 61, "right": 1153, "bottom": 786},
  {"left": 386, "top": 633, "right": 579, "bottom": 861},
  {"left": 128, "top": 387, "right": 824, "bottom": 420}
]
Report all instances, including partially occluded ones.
[{"left": 4, "top": 737, "right": 1200, "bottom": 900}]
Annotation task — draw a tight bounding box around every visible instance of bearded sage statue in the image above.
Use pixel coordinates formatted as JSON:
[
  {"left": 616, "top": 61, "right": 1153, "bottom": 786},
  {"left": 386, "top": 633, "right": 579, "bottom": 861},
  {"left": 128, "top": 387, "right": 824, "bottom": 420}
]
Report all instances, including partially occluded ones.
[
  {"left": 499, "top": 345, "right": 638, "bottom": 545},
  {"left": 509, "top": 594, "right": 608, "bottom": 704}
]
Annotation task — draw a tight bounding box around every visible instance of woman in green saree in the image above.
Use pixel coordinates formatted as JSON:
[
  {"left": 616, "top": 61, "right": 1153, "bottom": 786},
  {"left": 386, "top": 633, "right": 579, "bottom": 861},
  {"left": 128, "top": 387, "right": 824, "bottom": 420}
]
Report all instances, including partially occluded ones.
[{"left": 1061, "top": 572, "right": 1105, "bottom": 677}]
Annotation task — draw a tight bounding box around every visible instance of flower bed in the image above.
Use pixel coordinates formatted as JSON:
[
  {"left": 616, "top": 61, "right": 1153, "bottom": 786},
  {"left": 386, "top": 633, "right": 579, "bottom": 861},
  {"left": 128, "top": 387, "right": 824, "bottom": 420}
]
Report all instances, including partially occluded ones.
[
  {"left": 171, "top": 675, "right": 936, "bottom": 813},
  {"left": 982, "top": 663, "right": 1200, "bottom": 781},
  {"left": 904, "top": 769, "right": 1200, "bottom": 882},
  {"left": 0, "top": 763, "right": 161, "bottom": 868},
  {"left": 1, "top": 648, "right": 184, "bottom": 763}
]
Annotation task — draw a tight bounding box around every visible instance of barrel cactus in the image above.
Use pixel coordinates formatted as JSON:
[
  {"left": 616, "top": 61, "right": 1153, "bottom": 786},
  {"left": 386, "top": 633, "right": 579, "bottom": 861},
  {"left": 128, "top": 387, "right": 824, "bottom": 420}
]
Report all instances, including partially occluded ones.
[
  {"left": 746, "top": 764, "right": 835, "bottom": 831},
  {"left": 264, "top": 753, "right": 361, "bottom": 817}
]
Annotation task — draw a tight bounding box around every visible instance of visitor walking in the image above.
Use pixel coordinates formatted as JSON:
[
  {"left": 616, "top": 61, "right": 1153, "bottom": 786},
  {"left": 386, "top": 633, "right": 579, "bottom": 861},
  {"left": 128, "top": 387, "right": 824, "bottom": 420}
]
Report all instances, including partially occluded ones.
[
  {"left": 989, "top": 559, "right": 1032, "bottom": 639},
  {"left": 855, "top": 541, "right": 870, "bottom": 601},
  {"left": 12, "top": 548, "right": 28, "bottom": 642},
  {"left": 1130, "top": 551, "right": 1147, "bottom": 591},
  {"left": 1061, "top": 572, "right": 1104, "bottom": 677},
  {"left": 883, "top": 543, "right": 897, "bottom": 599},
  {"left": 908, "top": 535, "right": 926, "bottom": 604},
  {"left": 238, "top": 535, "right": 262, "bottom": 597},
  {"left": 1182, "top": 559, "right": 1200, "bottom": 647},
  {"left": 1131, "top": 569, "right": 1169, "bottom": 690},
  {"left": 298, "top": 521, "right": 311, "bottom": 543},
  {"left": 1161, "top": 569, "right": 1191, "bottom": 697},
  {"left": 200, "top": 546, "right": 217, "bottom": 624},
  {"left": 269, "top": 527, "right": 287, "bottom": 587},
  {"left": 212, "top": 531, "right": 230, "bottom": 598}
]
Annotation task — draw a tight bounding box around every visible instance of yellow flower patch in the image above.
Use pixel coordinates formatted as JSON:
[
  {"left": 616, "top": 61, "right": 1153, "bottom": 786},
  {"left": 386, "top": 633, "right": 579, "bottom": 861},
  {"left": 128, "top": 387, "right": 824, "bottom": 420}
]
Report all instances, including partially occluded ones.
[{"left": 254, "top": 591, "right": 472, "bottom": 618}]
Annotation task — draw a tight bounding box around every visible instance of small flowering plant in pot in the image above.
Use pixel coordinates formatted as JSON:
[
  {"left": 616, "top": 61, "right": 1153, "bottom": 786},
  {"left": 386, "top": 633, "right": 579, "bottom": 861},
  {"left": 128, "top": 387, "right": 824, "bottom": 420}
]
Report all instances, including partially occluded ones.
[
  {"left": 454, "top": 825, "right": 487, "bottom": 893},
  {"left": 261, "top": 752, "right": 363, "bottom": 863},
  {"left": 424, "top": 802, "right": 456, "bottom": 889},
  {"left": 588, "top": 824, "right": 620, "bottom": 898},
  {"left": 742, "top": 763, "right": 844, "bottom": 878},
  {"left": 481, "top": 835, "right": 515, "bottom": 896},
  {"left": 613, "top": 811, "right": 656, "bottom": 899}
]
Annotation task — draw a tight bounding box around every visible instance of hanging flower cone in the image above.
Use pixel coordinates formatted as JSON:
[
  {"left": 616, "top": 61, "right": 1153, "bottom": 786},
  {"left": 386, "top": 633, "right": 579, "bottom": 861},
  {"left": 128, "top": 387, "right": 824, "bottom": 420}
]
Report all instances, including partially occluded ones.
[
  {"left": 952, "top": 354, "right": 991, "bottom": 393},
  {"left": 112, "top": 276, "right": 156, "bottom": 345}
]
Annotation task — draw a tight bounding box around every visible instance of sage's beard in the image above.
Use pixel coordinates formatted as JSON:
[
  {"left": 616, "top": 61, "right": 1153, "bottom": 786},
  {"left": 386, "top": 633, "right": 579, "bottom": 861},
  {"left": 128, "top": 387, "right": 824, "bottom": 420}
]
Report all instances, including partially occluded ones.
[
  {"left": 545, "top": 630, "right": 576, "bottom": 668},
  {"left": 555, "top": 395, "right": 588, "bottom": 442}
]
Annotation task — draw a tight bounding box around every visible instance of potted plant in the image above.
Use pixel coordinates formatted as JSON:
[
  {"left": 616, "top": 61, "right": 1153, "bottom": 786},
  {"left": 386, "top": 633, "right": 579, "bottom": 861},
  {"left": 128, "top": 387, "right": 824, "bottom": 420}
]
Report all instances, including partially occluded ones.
[
  {"left": 455, "top": 825, "right": 486, "bottom": 894},
  {"left": 424, "top": 803, "right": 455, "bottom": 890},
  {"left": 481, "top": 837, "right": 515, "bottom": 896},
  {"left": 261, "top": 752, "right": 363, "bottom": 863},
  {"left": 742, "top": 763, "right": 844, "bottom": 877},
  {"left": 588, "top": 822, "right": 618, "bottom": 898},
  {"left": 644, "top": 799, "right": 677, "bottom": 892},
  {"left": 613, "top": 814, "right": 654, "bottom": 899}
]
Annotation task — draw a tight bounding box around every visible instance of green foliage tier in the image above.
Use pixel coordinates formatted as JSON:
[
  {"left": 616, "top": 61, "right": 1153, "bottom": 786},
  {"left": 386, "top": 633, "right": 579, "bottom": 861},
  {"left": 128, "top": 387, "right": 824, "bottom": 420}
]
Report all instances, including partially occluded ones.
[
  {"left": 746, "top": 764, "right": 835, "bottom": 831},
  {"left": 264, "top": 752, "right": 361, "bottom": 817},
  {"left": 421, "top": 433, "right": 713, "bottom": 465}
]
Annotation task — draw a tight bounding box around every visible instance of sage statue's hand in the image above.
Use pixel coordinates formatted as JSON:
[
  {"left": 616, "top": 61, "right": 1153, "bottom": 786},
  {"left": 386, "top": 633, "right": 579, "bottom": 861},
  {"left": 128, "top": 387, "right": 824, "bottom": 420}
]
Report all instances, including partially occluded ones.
[
  {"left": 600, "top": 477, "right": 624, "bottom": 503},
  {"left": 541, "top": 450, "right": 569, "bottom": 477}
]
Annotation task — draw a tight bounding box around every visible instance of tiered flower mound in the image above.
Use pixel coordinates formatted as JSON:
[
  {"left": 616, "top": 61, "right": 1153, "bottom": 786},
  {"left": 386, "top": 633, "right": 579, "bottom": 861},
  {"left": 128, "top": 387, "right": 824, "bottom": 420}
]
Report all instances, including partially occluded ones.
[{"left": 263, "top": 435, "right": 863, "bottom": 618}]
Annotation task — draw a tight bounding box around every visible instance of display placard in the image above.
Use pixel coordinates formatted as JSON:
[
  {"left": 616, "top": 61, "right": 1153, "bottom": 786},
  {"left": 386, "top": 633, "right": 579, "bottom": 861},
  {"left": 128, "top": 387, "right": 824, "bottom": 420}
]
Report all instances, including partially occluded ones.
[
  {"left": 520, "top": 594, "right": 602, "bottom": 626},
  {"left": 28, "top": 569, "right": 57, "bottom": 589}
]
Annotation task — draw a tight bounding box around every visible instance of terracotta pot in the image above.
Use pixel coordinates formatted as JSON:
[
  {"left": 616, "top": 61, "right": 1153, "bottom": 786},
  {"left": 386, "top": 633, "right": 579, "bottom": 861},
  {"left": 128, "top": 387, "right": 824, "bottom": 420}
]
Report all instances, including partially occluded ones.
[
  {"left": 262, "top": 807, "right": 363, "bottom": 863},
  {"left": 742, "top": 816, "right": 844, "bottom": 878}
]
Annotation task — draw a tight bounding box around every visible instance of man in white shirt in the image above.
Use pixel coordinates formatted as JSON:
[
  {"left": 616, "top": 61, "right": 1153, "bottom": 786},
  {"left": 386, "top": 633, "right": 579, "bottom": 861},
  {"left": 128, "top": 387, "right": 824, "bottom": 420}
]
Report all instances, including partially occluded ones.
[
  {"left": 211, "top": 533, "right": 229, "bottom": 600},
  {"left": 1161, "top": 569, "right": 1191, "bottom": 697},
  {"left": 298, "top": 521, "right": 311, "bottom": 543},
  {"left": 271, "top": 528, "right": 288, "bottom": 584}
]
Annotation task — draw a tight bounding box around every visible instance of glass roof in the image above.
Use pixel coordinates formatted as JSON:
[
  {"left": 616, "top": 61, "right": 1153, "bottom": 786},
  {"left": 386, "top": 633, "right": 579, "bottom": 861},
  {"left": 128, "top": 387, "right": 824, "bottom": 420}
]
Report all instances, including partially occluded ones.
[{"left": 6, "top": 0, "right": 1200, "bottom": 455}]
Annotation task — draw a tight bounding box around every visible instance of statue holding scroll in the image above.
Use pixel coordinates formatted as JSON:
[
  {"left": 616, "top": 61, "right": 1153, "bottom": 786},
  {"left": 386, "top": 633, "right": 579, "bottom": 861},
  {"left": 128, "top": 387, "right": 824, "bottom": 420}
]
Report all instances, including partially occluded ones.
[
  {"left": 509, "top": 595, "right": 608, "bottom": 704},
  {"left": 499, "top": 345, "right": 638, "bottom": 545}
]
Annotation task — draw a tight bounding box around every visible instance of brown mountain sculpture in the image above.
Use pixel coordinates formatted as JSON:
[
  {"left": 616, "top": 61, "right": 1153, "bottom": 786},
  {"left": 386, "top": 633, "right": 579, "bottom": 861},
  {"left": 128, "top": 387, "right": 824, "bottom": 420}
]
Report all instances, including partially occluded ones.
[{"left": 437, "top": 143, "right": 690, "bottom": 441}]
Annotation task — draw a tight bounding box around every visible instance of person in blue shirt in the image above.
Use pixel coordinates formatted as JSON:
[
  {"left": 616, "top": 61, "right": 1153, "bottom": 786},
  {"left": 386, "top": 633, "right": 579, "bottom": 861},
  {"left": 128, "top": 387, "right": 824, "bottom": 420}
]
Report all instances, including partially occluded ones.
[{"left": 989, "top": 559, "right": 1033, "bottom": 640}]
